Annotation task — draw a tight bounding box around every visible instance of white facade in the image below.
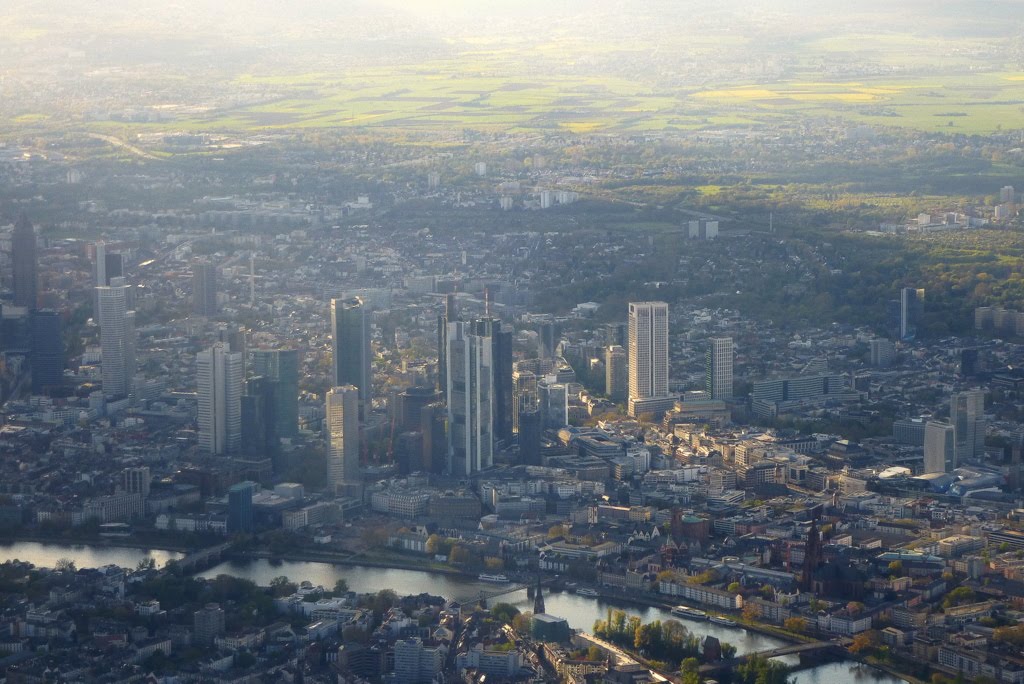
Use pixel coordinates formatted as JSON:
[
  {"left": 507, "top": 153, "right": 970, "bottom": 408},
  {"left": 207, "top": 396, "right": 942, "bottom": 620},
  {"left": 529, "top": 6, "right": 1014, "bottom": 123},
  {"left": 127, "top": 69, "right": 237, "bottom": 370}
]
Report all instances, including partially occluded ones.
[
  {"left": 446, "top": 321, "right": 493, "bottom": 476},
  {"left": 326, "top": 385, "right": 360, "bottom": 492},
  {"left": 97, "top": 280, "right": 136, "bottom": 398},
  {"left": 628, "top": 301, "right": 670, "bottom": 416},
  {"left": 197, "top": 344, "right": 244, "bottom": 455},
  {"left": 924, "top": 421, "right": 956, "bottom": 474},
  {"left": 706, "top": 336, "right": 734, "bottom": 400}
]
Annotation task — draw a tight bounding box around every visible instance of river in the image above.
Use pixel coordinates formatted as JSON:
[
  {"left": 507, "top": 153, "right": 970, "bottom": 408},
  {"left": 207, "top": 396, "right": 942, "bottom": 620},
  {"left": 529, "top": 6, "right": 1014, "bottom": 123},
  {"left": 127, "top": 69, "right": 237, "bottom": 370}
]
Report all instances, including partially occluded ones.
[{"left": 0, "top": 542, "right": 906, "bottom": 682}]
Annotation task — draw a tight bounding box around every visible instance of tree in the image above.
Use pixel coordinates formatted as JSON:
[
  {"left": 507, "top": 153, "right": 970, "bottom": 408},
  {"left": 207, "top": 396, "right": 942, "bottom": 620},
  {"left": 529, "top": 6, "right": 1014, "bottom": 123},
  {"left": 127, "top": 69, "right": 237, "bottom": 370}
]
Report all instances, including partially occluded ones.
[
  {"left": 586, "top": 645, "right": 602, "bottom": 661},
  {"left": 270, "top": 575, "right": 297, "bottom": 597},
  {"left": 512, "top": 611, "right": 533, "bottom": 634},
  {"left": 742, "top": 603, "right": 761, "bottom": 622},
  {"left": 784, "top": 617, "right": 806, "bottom": 633},
  {"left": 136, "top": 557, "right": 157, "bottom": 572},
  {"left": 846, "top": 601, "right": 865, "bottom": 614},
  {"left": 491, "top": 603, "right": 520, "bottom": 625},
  {"left": 887, "top": 560, "right": 903, "bottom": 577},
  {"left": 55, "top": 558, "right": 76, "bottom": 573},
  {"left": 548, "top": 524, "right": 568, "bottom": 539},
  {"left": 849, "top": 630, "right": 880, "bottom": 654},
  {"left": 333, "top": 578, "right": 349, "bottom": 595},
  {"left": 727, "top": 582, "right": 742, "bottom": 593},
  {"left": 943, "top": 586, "right": 976, "bottom": 609}
]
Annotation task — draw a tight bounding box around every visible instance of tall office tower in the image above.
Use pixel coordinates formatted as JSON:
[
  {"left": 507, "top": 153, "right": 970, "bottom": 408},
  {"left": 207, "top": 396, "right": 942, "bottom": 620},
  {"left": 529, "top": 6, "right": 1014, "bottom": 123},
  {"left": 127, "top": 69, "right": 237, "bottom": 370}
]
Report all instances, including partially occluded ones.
[
  {"left": 475, "top": 318, "right": 513, "bottom": 444},
  {"left": 12, "top": 214, "right": 37, "bottom": 309},
  {"left": 628, "top": 301, "right": 672, "bottom": 417},
  {"left": 197, "top": 343, "right": 244, "bottom": 455},
  {"left": 899, "top": 287, "right": 925, "bottom": 341},
  {"left": 29, "top": 310, "right": 63, "bottom": 394},
  {"left": 420, "top": 402, "right": 448, "bottom": 475},
  {"left": 397, "top": 386, "right": 442, "bottom": 432},
  {"left": 436, "top": 294, "right": 458, "bottom": 400},
  {"left": 241, "top": 376, "right": 280, "bottom": 468},
  {"left": 331, "top": 297, "right": 372, "bottom": 404},
  {"left": 1001, "top": 185, "right": 1016, "bottom": 204},
  {"left": 870, "top": 339, "right": 896, "bottom": 368},
  {"left": 924, "top": 421, "right": 956, "bottom": 473},
  {"left": 446, "top": 320, "right": 493, "bottom": 476},
  {"left": 251, "top": 349, "right": 300, "bottom": 438},
  {"left": 192, "top": 262, "right": 218, "bottom": 316},
  {"left": 706, "top": 336, "right": 734, "bottom": 400},
  {"left": 326, "top": 385, "right": 361, "bottom": 493},
  {"left": 951, "top": 389, "right": 986, "bottom": 463},
  {"left": 512, "top": 368, "right": 539, "bottom": 433},
  {"left": 518, "top": 409, "right": 542, "bottom": 466},
  {"left": 121, "top": 466, "right": 151, "bottom": 499},
  {"left": 538, "top": 321, "right": 558, "bottom": 359},
  {"left": 538, "top": 377, "right": 568, "bottom": 430},
  {"left": 92, "top": 242, "right": 124, "bottom": 313},
  {"left": 97, "top": 279, "right": 136, "bottom": 398},
  {"left": 605, "top": 345, "right": 628, "bottom": 402},
  {"left": 227, "top": 481, "right": 255, "bottom": 533}
]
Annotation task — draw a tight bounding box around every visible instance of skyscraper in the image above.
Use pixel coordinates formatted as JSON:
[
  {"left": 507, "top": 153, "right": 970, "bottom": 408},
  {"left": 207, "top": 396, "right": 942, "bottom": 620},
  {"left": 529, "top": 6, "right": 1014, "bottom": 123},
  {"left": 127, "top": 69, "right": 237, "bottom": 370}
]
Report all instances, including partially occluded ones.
[
  {"left": 538, "top": 321, "right": 558, "bottom": 359},
  {"left": 251, "top": 349, "right": 300, "bottom": 438},
  {"left": 11, "top": 214, "right": 37, "bottom": 310},
  {"left": 97, "top": 279, "right": 136, "bottom": 398},
  {"left": 437, "top": 294, "right": 458, "bottom": 401},
  {"left": 192, "top": 262, "right": 218, "bottom": 316},
  {"left": 228, "top": 482, "right": 255, "bottom": 533},
  {"left": 446, "top": 320, "right": 493, "bottom": 476},
  {"left": 326, "top": 385, "right": 360, "bottom": 493},
  {"left": 628, "top": 301, "right": 672, "bottom": 417},
  {"left": 93, "top": 241, "right": 124, "bottom": 314},
  {"left": 29, "top": 309, "right": 63, "bottom": 394},
  {"left": 331, "top": 298, "right": 372, "bottom": 404},
  {"left": 924, "top": 421, "right": 956, "bottom": 473},
  {"left": 899, "top": 287, "right": 924, "bottom": 341},
  {"left": 476, "top": 318, "right": 513, "bottom": 444},
  {"left": 512, "top": 368, "right": 539, "bottom": 434},
  {"left": 197, "top": 343, "right": 244, "bottom": 455},
  {"left": 538, "top": 378, "right": 568, "bottom": 430},
  {"left": 706, "top": 337, "right": 734, "bottom": 400},
  {"left": 951, "top": 389, "right": 986, "bottom": 463},
  {"left": 605, "top": 345, "right": 627, "bottom": 402},
  {"left": 241, "top": 376, "right": 280, "bottom": 467}
]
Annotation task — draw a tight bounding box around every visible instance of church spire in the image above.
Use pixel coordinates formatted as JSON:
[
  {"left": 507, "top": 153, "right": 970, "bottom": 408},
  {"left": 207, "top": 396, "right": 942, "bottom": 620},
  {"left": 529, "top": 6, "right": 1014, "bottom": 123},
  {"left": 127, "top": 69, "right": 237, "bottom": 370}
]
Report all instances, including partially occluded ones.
[{"left": 533, "top": 574, "right": 545, "bottom": 615}]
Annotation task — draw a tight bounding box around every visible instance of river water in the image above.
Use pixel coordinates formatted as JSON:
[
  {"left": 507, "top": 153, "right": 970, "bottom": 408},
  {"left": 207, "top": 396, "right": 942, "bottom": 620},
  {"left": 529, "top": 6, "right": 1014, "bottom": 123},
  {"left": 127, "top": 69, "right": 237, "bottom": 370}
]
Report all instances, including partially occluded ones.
[{"left": 0, "top": 542, "right": 906, "bottom": 682}]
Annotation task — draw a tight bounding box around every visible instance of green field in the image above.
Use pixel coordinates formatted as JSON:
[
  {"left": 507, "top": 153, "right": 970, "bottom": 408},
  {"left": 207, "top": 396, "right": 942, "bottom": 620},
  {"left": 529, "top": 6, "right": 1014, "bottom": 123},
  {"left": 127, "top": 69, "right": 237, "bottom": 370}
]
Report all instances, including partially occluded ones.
[{"left": 132, "top": 66, "right": 1024, "bottom": 136}]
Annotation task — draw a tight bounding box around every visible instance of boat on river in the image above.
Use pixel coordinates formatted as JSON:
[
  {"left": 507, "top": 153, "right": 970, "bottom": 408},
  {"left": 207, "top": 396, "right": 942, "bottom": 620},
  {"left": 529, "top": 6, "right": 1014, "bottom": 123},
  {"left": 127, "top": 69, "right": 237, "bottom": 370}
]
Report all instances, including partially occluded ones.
[
  {"left": 671, "top": 605, "right": 707, "bottom": 620},
  {"left": 710, "top": 615, "right": 737, "bottom": 627},
  {"left": 478, "top": 573, "right": 510, "bottom": 583}
]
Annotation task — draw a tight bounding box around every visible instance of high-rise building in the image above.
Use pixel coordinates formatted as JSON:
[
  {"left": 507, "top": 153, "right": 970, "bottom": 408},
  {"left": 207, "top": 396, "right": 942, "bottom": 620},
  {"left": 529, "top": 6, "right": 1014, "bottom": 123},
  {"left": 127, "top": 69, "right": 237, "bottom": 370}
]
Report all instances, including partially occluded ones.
[
  {"left": 951, "top": 390, "right": 986, "bottom": 463},
  {"left": 870, "top": 339, "right": 896, "bottom": 368},
  {"left": 251, "top": 348, "right": 300, "bottom": 438},
  {"left": 475, "top": 318, "right": 513, "bottom": 444},
  {"left": 192, "top": 262, "right": 218, "bottom": 316},
  {"left": 326, "top": 385, "right": 360, "bottom": 493},
  {"left": 193, "top": 603, "right": 226, "bottom": 645},
  {"left": 97, "top": 279, "right": 136, "bottom": 398},
  {"left": 628, "top": 301, "right": 672, "bottom": 417},
  {"left": 538, "top": 321, "right": 558, "bottom": 359},
  {"left": 436, "top": 294, "right": 458, "bottom": 401},
  {"left": 331, "top": 298, "right": 372, "bottom": 404},
  {"left": 393, "top": 637, "right": 445, "bottom": 684},
  {"left": 605, "top": 345, "right": 628, "bottom": 402},
  {"left": 899, "top": 288, "right": 924, "bottom": 341},
  {"left": 121, "top": 466, "right": 151, "bottom": 500},
  {"left": 512, "top": 368, "right": 539, "bottom": 433},
  {"left": 924, "top": 421, "right": 956, "bottom": 473},
  {"left": 241, "top": 376, "right": 280, "bottom": 467},
  {"left": 397, "top": 386, "right": 442, "bottom": 433},
  {"left": 29, "top": 310, "right": 63, "bottom": 394},
  {"left": 446, "top": 320, "right": 493, "bottom": 476},
  {"left": 539, "top": 378, "right": 568, "bottom": 430},
  {"left": 706, "top": 337, "right": 734, "bottom": 400},
  {"left": 420, "top": 402, "right": 448, "bottom": 475},
  {"left": 197, "top": 343, "right": 244, "bottom": 455},
  {"left": 518, "top": 409, "right": 541, "bottom": 466},
  {"left": 93, "top": 242, "right": 124, "bottom": 314},
  {"left": 11, "top": 214, "right": 37, "bottom": 309},
  {"left": 227, "top": 481, "right": 255, "bottom": 533}
]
